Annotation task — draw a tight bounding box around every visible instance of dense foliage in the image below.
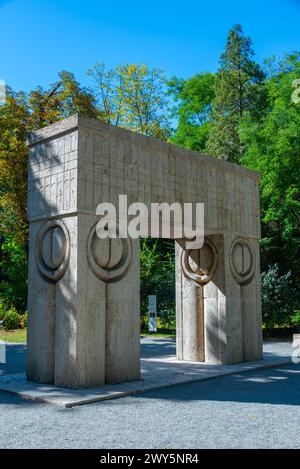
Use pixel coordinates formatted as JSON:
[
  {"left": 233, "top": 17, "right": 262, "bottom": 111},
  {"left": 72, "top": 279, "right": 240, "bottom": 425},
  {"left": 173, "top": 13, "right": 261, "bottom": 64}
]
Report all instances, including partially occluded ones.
[
  {"left": 261, "top": 265, "right": 299, "bottom": 329},
  {"left": 140, "top": 239, "right": 175, "bottom": 331},
  {"left": 169, "top": 72, "right": 215, "bottom": 152},
  {"left": 0, "top": 25, "right": 299, "bottom": 330}
]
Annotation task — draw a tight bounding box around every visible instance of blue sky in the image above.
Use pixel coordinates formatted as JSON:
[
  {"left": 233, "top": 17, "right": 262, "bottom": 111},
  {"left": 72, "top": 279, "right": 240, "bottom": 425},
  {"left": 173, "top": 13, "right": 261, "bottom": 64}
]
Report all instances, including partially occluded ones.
[{"left": 1, "top": 0, "right": 300, "bottom": 92}]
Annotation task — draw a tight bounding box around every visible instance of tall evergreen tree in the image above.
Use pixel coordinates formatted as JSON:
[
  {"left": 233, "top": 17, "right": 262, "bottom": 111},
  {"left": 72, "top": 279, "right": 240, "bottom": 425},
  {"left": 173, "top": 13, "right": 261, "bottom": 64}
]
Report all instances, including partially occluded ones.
[
  {"left": 240, "top": 53, "right": 300, "bottom": 274},
  {"left": 207, "top": 24, "right": 266, "bottom": 162}
]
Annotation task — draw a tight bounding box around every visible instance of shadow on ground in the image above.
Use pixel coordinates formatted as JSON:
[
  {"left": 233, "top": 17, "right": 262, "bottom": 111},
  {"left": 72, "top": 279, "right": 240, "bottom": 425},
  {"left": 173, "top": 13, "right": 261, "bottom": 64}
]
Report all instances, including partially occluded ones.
[
  {"left": 140, "top": 338, "right": 176, "bottom": 358},
  {"left": 0, "top": 338, "right": 298, "bottom": 407},
  {"left": 129, "top": 364, "right": 300, "bottom": 406},
  {"left": 0, "top": 344, "right": 26, "bottom": 376}
]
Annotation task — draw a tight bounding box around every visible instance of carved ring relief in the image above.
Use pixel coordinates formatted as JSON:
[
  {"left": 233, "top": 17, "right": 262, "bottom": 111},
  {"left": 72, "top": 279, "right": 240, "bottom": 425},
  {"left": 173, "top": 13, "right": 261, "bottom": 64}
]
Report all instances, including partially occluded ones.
[
  {"left": 181, "top": 238, "right": 218, "bottom": 286},
  {"left": 230, "top": 237, "right": 255, "bottom": 285},
  {"left": 87, "top": 222, "right": 132, "bottom": 283},
  {"left": 35, "top": 219, "right": 70, "bottom": 282}
]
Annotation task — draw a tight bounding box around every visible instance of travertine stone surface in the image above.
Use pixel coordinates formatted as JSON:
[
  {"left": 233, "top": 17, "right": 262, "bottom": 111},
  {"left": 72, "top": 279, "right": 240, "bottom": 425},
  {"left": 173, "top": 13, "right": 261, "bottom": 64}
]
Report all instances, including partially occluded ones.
[
  {"left": 27, "top": 221, "right": 56, "bottom": 384},
  {"left": 105, "top": 238, "right": 140, "bottom": 384},
  {"left": 176, "top": 234, "right": 262, "bottom": 364},
  {"left": 27, "top": 115, "right": 260, "bottom": 238},
  {"left": 27, "top": 115, "right": 262, "bottom": 387}
]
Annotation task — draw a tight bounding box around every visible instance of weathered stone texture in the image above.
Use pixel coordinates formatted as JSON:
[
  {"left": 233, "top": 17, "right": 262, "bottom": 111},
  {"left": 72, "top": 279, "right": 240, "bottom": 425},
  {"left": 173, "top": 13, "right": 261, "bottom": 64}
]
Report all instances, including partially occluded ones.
[{"left": 27, "top": 115, "right": 262, "bottom": 388}]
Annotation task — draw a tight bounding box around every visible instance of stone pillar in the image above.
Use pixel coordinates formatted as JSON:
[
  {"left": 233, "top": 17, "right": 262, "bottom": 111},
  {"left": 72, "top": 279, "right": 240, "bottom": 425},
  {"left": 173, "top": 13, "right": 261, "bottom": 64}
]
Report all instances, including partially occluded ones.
[
  {"left": 85, "top": 219, "right": 140, "bottom": 385},
  {"left": 27, "top": 221, "right": 56, "bottom": 384},
  {"left": 27, "top": 216, "right": 140, "bottom": 388},
  {"left": 176, "top": 238, "right": 218, "bottom": 362},
  {"left": 175, "top": 249, "right": 205, "bottom": 362},
  {"left": 52, "top": 214, "right": 107, "bottom": 388},
  {"left": 27, "top": 215, "right": 104, "bottom": 387},
  {"left": 229, "top": 237, "right": 262, "bottom": 361},
  {"left": 176, "top": 234, "right": 262, "bottom": 365}
]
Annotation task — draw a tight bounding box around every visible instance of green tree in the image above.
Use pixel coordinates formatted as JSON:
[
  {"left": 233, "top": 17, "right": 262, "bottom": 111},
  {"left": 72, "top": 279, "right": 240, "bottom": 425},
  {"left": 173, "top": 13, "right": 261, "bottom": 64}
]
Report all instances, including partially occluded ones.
[
  {"left": 240, "top": 53, "right": 300, "bottom": 327},
  {"left": 169, "top": 73, "right": 215, "bottom": 152},
  {"left": 0, "top": 233, "right": 27, "bottom": 311},
  {"left": 0, "top": 72, "right": 100, "bottom": 312},
  {"left": 0, "top": 91, "right": 30, "bottom": 245},
  {"left": 140, "top": 238, "right": 175, "bottom": 332},
  {"left": 207, "top": 24, "right": 266, "bottom": 162},
  {"left": 0, "top": 72, "right": 100, "bottom": 244},
  {"left": 29, "top": 71, "right": 99, "bottom": 126},
  {"left": 240, "top": 53, "right": 300, "bottom": 278},
  {"left": 261, "top": 264, "right": 299, "bottom": 330}
]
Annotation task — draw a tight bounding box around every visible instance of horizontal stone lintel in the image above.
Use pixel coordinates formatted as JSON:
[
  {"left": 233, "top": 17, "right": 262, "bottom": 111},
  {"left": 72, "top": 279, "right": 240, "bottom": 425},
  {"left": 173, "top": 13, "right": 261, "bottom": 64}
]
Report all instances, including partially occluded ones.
[
  {"left": 27, "top": 114, "right": 260, "bottom": 182},
  {"left": 28, "top": 211, "right": 260, "bottom": 240}
]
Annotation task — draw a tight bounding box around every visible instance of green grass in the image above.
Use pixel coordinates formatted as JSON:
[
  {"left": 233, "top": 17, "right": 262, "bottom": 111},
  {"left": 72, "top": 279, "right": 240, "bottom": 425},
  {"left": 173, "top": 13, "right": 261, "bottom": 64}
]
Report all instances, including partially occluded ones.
[
  {"left": 0, "top": 328, "right": 175, "bottom": 343},
  {"left": 0, "top": 328, "right": 27, "bottom": 343},
  {"left": 141, "top": 331, "right": 175, "bottom": 339}
]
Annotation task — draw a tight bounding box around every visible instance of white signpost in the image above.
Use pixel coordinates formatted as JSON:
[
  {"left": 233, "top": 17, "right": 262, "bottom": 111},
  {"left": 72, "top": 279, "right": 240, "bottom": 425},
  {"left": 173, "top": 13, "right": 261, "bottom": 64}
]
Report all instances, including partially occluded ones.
[{"left": 148, "top": 295, "right": 157, "bottom": 333}]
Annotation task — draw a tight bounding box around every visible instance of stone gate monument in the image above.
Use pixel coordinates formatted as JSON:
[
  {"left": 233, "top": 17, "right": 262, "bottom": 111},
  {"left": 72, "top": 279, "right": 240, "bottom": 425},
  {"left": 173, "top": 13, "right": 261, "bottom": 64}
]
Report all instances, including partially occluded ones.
[{"left": 27, "top": 115, "right": 262, "bottom": 388}]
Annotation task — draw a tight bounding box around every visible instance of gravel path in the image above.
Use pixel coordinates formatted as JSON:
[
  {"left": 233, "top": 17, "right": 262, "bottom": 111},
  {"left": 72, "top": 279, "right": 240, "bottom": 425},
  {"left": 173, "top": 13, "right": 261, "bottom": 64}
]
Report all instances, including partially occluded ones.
[{"left": 1, "top": 363, "right": 300, "bottom": 449}]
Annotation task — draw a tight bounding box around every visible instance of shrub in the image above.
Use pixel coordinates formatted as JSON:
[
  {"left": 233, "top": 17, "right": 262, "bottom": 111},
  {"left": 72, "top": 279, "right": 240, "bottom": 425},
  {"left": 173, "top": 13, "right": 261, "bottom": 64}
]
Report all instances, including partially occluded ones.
[
  {"left": 159, "top": 307, "right": 176, "bottom": 332},
  {"left": 261, "top": 264, "right": 300, "bottom": 329},
  {"left": 0, "top": 236, "right": 28, "bottom": 312},
  {"left": 291, "top": 311, "right": 300, "bottom": 329},
  {"left": 140, "top": 313, "right": 148, "bottom": 332},
  {"left": 140, "top": 238, "right": 175, "bottom": 325},
  {"left": 0, "top": 301, "right": 6, "bottom": 321},
  {"left": 20, "top": 311, "right": 28, "bottom": 329}
]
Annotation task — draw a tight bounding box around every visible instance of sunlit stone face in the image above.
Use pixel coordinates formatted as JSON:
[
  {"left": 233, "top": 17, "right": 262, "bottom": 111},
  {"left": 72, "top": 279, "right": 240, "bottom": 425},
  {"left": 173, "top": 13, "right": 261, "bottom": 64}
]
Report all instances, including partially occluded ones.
[
  {"left": 91, "top": 236, "right": 123, "bottom": 269},
  {"left": 187, "top": 243, "right": 214, "bottom": 276},
  {"left": 231, "top": 241, "right": 252, "bottom": 276},
  {"left": 41, "top": 226, "right": 66, "bottom": 270}
]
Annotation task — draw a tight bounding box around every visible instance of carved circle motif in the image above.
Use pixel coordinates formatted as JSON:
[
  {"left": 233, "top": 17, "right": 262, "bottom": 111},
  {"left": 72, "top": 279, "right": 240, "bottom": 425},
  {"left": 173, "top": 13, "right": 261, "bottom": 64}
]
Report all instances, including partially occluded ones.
[
  {"left": 35, "top": 219, "right": 70, "bottom": 282},
  {"left": 87, "top": 221, "right": 132, "bottom": 283},
  {"left": 181, "top": 238, "right": 218, "bottom": 285},
  {"left": 229, "top": 237, "right": 255, "bottom": 285}
]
